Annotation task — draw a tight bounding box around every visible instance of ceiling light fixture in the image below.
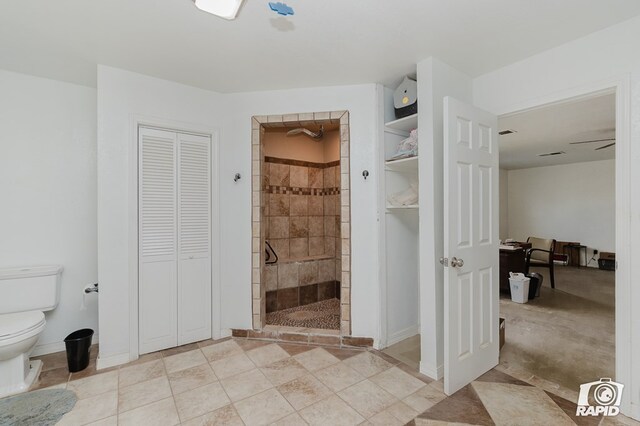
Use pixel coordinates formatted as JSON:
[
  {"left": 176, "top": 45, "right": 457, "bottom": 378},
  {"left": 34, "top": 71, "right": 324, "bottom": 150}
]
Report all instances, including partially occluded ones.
[{"left": 193, "top": 0, "right": 244, "bottom": 20}]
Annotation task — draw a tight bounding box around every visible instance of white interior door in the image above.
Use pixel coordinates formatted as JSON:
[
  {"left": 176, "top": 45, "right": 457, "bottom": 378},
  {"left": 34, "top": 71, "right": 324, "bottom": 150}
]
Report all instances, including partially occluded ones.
[
  {"left": 177, "top": 132, "right": 212, "bottom": 345},
  {"left": 443, "top": 97, "right": 499, "bottom": 395},
  {"left": 139, "top": 127, "right": 178, "bottom": 354}
]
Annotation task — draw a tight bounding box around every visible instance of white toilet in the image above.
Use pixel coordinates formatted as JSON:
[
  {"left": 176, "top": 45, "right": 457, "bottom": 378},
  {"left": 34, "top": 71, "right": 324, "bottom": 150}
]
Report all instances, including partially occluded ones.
[{"left": 0, "top": 265, "right": 63, "bottom": 398}]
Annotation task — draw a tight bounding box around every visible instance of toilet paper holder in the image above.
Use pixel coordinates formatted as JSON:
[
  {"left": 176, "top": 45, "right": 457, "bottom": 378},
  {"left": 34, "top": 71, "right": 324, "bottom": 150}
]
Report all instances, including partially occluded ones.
[{"left": 84, "top": 283, "right": 99, "bottom": 294}]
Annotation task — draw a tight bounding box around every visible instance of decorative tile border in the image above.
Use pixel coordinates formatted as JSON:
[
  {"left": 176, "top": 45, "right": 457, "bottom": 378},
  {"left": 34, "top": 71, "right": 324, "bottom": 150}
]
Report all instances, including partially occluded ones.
[
  {"left": 252, "top": 111, "right": 352, "bottom": 335},
  {"left": 265, "top": 156, "right": 340, "bottom": 169}
]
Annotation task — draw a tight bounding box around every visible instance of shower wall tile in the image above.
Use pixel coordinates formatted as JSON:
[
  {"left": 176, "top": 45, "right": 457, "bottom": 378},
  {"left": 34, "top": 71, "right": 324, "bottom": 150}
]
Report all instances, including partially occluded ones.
[
  {"left": 309, "top": 167, "right": 323, "bottom": 188},
  {"left": 270, "top": 163, "right": 290, "bottom": 186},
  {"left": 277, "top": 287, "right": 299, "bottom": 310},
  {"left": 323, "top": 196, "right": 336, "bottom": 216},
  {"left": 324, "top": 238, "right": 335, "bottom": 257},
  {"left": 278, "top": 262, "right": 299, "bottom": 289},
  {"left": 289, "top": 217, "right": 308, "bottom": 238},
  {"left": 290, "top": 195, "right": 308, "bottom": 216},
  {"left": 290, "top": 237, "right": 309, "bottom": 258},
  {"left": 318, "top": 259, "right": 335, "bottom": 282},
  {"left": 299, "top": 262, "right": 319, "bottom": 285},
  {"left": 270, "top": 194, "right": 290, "bottom": 216},
  {"left": 309, "top": 196, "right": 323, "bottom": 216},
  {"left": 318, "top": 282, "right": 336, "bottom": 301},
  {"left": 324, "top": 167, "right": 335, "bottom": 187},
  {"left": 269, "top": 217, "right": 290, "bottom": 239},
  {"left": 269, "top": 239, "right": 289, "bottom": 262},
  {"left": 290, "top": 165, "right": 308, "bottom": 188},
  {"left": 299, "top": 284, "right": 318, "bottom": 306},
  {"left": 265, "top": 265, "right": 278, "bottom": 292},
  {"left": 266, "top": 291, "right": 277, "bottom": 313},
  {"left": 309, "top": 237, "right": 324, "bottom": 256},
  {"left": 309, "top": 217, "right": 324, "bottom": 237},
  {"left": 324, "top": 216, "right": 336, "bottom": 237}
]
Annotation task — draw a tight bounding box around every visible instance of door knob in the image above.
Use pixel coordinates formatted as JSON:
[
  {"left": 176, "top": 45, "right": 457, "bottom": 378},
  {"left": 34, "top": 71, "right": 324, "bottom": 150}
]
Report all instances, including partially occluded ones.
[
  {"left": 439, "top": 257, "right": 448, "bottom": 267},
  {"left": 450, "top": 257, "right": 464, "bottom": 268}
]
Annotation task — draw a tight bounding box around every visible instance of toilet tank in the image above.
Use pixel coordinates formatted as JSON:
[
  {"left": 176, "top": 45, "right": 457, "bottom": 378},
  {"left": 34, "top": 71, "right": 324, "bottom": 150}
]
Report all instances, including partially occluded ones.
[{"left": 0, "top": 265, "right": 63, "bottom": 314}]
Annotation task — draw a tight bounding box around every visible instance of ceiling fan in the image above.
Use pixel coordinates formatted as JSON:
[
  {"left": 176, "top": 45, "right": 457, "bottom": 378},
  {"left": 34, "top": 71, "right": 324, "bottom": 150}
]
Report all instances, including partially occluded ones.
[{"left": 569, "top": 138, "right": 616, "bottom": 151}]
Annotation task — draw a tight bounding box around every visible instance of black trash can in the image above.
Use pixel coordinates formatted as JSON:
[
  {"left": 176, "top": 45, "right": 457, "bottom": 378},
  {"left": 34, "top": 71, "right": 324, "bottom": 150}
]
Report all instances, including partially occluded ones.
[
  {"left": 64, "top": 329, "right": 94, "bottom": 372},
  {"left": 526, "top": 272, "right": 544, "bottom": 299}
]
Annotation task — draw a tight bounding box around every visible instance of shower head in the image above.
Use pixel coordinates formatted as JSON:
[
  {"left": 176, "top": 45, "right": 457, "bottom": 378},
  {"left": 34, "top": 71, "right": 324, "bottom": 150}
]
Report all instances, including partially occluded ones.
[{"left": 286, "top": 125, "right": 324, "bottom": 140}]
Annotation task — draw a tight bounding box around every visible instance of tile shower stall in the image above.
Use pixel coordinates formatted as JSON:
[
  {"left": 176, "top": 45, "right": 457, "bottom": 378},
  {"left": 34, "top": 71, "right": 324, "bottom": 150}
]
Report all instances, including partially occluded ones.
[{"left": 262, "top": 129, "right": 342, "bottom": 314}]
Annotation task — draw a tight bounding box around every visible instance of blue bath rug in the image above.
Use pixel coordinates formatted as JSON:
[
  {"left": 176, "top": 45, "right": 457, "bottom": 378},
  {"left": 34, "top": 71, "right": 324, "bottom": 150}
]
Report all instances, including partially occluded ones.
[{"left": 0, "top": 389, "right": 77, "bottom": 426}]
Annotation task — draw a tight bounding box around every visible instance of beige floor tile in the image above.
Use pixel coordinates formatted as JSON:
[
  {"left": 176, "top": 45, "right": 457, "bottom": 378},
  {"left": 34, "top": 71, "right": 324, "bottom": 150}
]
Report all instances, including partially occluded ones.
[
  {"left": 277, "top": 374, "right": 333, "bottom": 410},
  {"left": 210, "top": 352, "right": 256, "bottom": 379},
  {"left": 337, "top": 379, "right": 397, "bottom": 419},
  {"left": 181, "top": 404, "right": 244, "bottom": 426},
  {"left": 119, "top": 359, "right": 165, "bottom": 388},
  {"left": 168, "top": 362, "right": 217, "bottom": 395},
  {"left": 261, "top": 357, "right": 308, "bottom": 386},
  {"left": 313, "top": 362, "right": 364, "bottom": 392},
  {"left": 472, "top": 381, "right": 575, "bottom": 426},
  {"left": 118, "top": 375, "right": 172, "bottom": 413},
  {"left": 246, "top": 343, "right": 291, "bottom": 367},
  {"left": 174, "top": 381, "right": 231, "bottom": 422},
  {"left": 57, "top": 390, "right": 118, "bottom": 425},
  {"left": 118, "top": 397, "right": 180, "bottom": 426},
  {"left": 343, "top": 352, "right": 393, "bottom": 378},
  {"left": 370, "top": 366, "right": 426, "bottom": 399},
  {"left": 221, "top": 368, "right": 274, "bottom": 402},
  {"left": 234, "top": 388, "right": 295, "bottom": 425},
  {"left": 293, "top": 347, "right": 340, "bottom": 371},
  {"left": 163, "top": 348, "right": 207, "bottom": 374},
  {"left": 201, "top": 339, "right": 244, "bottom": 362},
  {"left": 299, "top": 395, "right": 365, "bottom": 426},
  {"left": 385, "top": 401, "right": 420, "bottom": 423},
  {"left": 86, "top": 415, "right": 118, "bottom": 426},
  {"left": 402, "top": 384, "right": 447, "bottom": 413},
  {"left": 368, "top": 409, "right": 404, "bottom": 426},
  {"left": 67, "top": 370, "right": 118, "bottom": 399},
  {"left": 270, "top": 412, "right": 308, "bottom": 426}
]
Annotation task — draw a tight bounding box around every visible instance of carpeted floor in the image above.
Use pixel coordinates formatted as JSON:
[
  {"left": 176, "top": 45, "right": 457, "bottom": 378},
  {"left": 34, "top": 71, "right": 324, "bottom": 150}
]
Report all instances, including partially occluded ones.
[
  {"left": 499, "top": 265, "right": 615, "bottom": 393},
  {"left": 266, "top": 298, "right": 340, "bottom": 330}
]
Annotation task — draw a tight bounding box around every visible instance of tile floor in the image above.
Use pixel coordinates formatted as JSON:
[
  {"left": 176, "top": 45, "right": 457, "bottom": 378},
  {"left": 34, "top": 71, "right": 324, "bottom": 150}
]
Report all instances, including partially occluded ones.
[{"left": 23, "top": 337, "right": 640, "bottom": 425}]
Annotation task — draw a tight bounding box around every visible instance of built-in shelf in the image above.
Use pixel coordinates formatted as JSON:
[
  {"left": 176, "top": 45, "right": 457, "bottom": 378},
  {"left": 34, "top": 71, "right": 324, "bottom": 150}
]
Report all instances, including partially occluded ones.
[
  {"left": 386, "top": 204, "right": 419, "bottom": 210},
  {"left": 385, "top": 156, "right": 418, "bottom": 172},
  {"left": 384, "top": 114, "right": 418, "bottom": 133}
]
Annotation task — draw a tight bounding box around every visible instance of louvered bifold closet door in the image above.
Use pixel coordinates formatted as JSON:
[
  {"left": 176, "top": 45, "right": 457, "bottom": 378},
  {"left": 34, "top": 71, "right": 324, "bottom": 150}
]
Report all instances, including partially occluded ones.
[
  {"left": 177, "top": 133, "right": 212, "bottom": 345},
  {"left": 138, "top": 128, "right": 178, "bottom": 354}
]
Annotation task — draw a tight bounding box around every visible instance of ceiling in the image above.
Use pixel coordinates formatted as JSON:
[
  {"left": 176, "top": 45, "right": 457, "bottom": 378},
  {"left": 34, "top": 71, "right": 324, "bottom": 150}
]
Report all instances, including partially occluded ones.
[
  {"left": 498, "top": 93, "right": 615, "bottom": 170},
  {"left": 1, "top": 1, "right": 640, "bottom": 93}
]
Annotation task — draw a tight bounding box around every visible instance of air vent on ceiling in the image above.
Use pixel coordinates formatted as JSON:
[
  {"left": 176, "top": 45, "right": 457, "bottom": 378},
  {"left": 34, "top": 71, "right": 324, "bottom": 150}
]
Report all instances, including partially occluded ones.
[
  {"left": 498, "top": 129, "right": 517, "bottom": 135},
  {"left": 538, "top": 151, "right": 566, "bottom": 157}
]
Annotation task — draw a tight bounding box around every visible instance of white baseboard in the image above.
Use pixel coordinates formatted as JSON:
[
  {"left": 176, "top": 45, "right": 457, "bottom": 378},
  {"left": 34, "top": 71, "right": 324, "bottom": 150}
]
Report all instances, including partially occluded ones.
[
  {"left": 219, "top": 328, "right": 232, "bottom": 339},
  {"left": 97, "top": 352, "right": 131, "bottom": 370},
  {"left": 420, "top": 360, "right": 444, "bottom": 381},
  {"left": 386, "top": 325, "right": 420, "bottom": 347},
  {"left": 32, "top": 333, "right": 99, "bottom": 357}
]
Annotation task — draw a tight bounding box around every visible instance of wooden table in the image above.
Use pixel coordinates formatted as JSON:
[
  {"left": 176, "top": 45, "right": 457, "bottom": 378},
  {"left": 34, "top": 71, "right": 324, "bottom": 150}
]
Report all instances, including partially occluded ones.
[{"left": 499, "top": 247, "right": 527, "bottom": 293}]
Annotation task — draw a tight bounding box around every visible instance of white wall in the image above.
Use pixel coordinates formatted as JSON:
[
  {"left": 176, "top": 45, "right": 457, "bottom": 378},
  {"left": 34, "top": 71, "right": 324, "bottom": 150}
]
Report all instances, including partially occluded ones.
[
  {"left": 499, "top": 169, "right": 509, "bottom": 240},
  {"left": 472, "top": 14, "right": 640, "bottom": 419},
  {"left": 221, "top": 85, "right": 380, "bottom": 343},
  {"left": 97, "top": 66, "right": 381, "bottom": 365},
  {"left": 0, "top": 69, "right": 98, "bottom": 354},
  {"left": 97, "top": 66, "right": 224, "bottom": 363},
  {"left": 417, "top": 57, "right": 473, "bottom": 379},
  {"left": 506, "top": 160, "right": 615, "bottom": 263}
]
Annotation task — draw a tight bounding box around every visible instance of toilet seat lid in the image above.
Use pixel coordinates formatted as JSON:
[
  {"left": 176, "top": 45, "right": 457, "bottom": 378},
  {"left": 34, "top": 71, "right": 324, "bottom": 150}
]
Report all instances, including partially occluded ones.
[{"left": 0, "top": 311, "right": 45, "bottom": 339}]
